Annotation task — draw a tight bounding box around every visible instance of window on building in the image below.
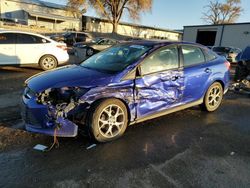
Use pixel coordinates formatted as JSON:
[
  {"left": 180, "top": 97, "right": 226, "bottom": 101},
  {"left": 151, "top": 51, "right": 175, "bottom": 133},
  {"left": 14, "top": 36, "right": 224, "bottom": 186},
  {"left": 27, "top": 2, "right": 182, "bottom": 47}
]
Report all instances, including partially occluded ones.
[
  {"left": 140, "top": 45, "right": 179, "bottom": 75},
  {"left": 181, "top": 45, "right": 205, "bottom": 67},
  {"left": 0, "top": 33, "right": 15, "bottom": 44}
]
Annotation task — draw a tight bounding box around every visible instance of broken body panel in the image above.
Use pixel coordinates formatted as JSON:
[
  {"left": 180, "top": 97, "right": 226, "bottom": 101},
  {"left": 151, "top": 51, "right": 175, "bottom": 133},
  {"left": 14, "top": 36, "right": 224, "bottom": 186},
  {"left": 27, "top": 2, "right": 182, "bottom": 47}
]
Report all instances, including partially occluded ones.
[{"left": 22, "top": 41, "right": 230, "bottom": 137}]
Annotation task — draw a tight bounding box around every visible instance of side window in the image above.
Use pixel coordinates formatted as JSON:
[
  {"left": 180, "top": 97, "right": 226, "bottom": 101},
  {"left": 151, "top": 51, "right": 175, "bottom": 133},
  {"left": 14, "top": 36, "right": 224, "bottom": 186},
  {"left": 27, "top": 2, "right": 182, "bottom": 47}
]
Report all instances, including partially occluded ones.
[
  {"left": 107, "top": 40, "right": 115, "bottom": 45},
  {"left": 98, "top": 39, "right": 108, "bottom": 45},
  {"left": 78, "top": 34, "right": 86, "bottom": 39},
  {"left": 140, "top": 46, "right": 179, "bottom": 75},
  {"left": 181, "top": 45, "right": 205, "bottom": 67},
  {"left": 0, "top": 33, "right": 15, "bottom": 44},
  {"left": 16, "top": 34, "right": 45, "bottom": 44},
  {"left": 202, "top": 48, "right": 217, "bottom": 62}
]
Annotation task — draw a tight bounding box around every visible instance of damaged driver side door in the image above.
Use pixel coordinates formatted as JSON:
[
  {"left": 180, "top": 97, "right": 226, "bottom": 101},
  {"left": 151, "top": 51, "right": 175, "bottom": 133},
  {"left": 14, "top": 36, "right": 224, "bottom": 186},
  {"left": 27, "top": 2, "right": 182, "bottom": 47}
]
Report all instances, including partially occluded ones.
[{"left": 135, "top": 45, "right": 184, "bottom": 119}]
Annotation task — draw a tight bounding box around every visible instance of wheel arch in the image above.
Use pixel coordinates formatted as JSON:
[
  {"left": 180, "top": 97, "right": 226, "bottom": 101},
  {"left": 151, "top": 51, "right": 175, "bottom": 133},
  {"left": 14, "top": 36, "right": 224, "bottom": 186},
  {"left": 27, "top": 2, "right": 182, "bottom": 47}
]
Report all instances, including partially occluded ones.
[
  {"left": 214, "top": 79, "right": 225, "bottom": 91},
  {"left": 88, "top": 97, "right": 132, "bottom": 123},
  {"left": 201, "top": 79, "right": 225, "bottom": 103}
]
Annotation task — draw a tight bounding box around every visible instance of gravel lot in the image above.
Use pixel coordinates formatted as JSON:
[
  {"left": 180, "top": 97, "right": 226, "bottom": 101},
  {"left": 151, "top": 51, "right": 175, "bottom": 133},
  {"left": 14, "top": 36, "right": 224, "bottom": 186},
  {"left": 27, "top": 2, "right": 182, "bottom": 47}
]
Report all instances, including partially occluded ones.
[{"left": 0, "top": 65, "right": 250, "bottom": 188}]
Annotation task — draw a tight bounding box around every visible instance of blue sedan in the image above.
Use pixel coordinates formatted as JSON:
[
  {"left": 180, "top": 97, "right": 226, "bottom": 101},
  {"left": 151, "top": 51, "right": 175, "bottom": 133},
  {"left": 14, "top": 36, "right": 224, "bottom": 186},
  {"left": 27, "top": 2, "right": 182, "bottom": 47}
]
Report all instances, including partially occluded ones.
[{"left": 22, "top": 41, "right": 230, "bottom": 142}]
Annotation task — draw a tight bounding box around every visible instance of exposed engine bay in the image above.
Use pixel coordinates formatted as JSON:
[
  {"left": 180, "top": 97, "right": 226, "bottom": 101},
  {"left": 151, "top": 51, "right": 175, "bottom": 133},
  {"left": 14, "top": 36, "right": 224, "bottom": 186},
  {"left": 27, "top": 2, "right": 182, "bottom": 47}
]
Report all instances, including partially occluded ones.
[{"left": 36, "top": 87, "right": 89, "bottom": 137}]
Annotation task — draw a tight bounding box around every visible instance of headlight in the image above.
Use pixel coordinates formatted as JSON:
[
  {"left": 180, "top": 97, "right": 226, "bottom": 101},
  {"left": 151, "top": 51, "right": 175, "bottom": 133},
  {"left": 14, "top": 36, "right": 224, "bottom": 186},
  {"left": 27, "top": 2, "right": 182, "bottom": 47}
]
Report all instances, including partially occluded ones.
[
  {"left": 23, "top": 87, "right": 36, "bottom": 99},
  {"left": 36, "top": 87, "right": 89, "bottom": 105},
  {"left": 59, "top": 87, "right": 89, "bottom": 98}
]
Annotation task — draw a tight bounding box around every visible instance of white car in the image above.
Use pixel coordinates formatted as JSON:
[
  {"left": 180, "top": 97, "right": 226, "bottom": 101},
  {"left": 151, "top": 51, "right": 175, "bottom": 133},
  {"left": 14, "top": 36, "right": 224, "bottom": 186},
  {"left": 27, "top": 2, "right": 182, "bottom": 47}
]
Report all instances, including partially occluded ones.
[{"left": 0, "top": 30, "right": 69, "bottom": 70}]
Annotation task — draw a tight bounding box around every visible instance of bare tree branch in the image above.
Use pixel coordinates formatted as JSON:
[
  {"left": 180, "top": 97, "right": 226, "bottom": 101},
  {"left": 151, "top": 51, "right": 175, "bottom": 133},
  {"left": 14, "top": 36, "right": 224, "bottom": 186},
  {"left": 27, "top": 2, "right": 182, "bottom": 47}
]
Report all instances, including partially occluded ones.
[
  {"left": 88, "top": 0, "right": 152, "bottom": 33},
  {"left": 202, "top": 0, "right": 243, "bottom": 24}
]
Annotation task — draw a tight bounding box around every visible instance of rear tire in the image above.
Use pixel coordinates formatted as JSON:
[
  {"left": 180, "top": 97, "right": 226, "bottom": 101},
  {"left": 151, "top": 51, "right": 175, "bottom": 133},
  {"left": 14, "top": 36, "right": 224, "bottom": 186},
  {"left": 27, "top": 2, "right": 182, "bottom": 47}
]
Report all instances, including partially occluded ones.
[
  {"left": 88, "top": 99, "right": 128, "bottom": 142},
  {"left": 39, "top": 55, "right": 58, "bottom": 71},
  {"left": 201, "top": 82, "right": 223, "bottom": 112},
  {"left": 86, "top": 48, "right": 94, "bottom": 56}
]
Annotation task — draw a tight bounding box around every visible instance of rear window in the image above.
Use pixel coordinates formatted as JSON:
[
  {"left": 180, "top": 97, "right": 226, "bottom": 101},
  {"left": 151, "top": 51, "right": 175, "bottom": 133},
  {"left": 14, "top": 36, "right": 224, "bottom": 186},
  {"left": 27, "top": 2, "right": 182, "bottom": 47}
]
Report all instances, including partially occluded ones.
[
  {"left": 212, "top": 47, "right": 231, "bottom": 53},
  {"left": 16, "top": 34, "right": 48, "bottom": 44},
  {"left": 203, "top": 48, "right": 217, "bottom": 61},
  {"left": 0, "top": 33, "right": 15, "bottom": 44},
  {"left": 181, "top": 45, "right": 205, "bottom": 67}
]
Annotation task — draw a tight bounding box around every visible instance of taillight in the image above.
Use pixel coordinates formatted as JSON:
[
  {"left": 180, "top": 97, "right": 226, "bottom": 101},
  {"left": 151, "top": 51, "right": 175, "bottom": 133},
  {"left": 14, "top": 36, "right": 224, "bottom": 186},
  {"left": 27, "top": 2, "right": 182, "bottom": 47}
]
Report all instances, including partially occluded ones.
[
  {"left": 56, "top": 45, "right": 67, "bottom": 51},
  {"left": 224, "top": 61, "right": 230, "bottom": 70}
]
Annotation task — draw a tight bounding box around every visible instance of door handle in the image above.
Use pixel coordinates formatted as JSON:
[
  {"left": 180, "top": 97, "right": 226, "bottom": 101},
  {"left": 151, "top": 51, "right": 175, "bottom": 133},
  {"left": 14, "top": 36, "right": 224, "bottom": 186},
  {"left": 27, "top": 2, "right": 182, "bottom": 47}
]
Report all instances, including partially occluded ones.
[{"left": 204, "top": 68, "right": 212, "bottom": 73}]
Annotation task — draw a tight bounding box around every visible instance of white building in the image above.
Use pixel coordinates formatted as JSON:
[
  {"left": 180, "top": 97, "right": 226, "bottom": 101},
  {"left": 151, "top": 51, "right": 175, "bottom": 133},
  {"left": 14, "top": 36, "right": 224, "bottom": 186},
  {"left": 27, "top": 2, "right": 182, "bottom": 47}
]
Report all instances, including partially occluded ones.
[
  {"left": 83, "top": 16, "right": 182, "bottom": 41},
  {"left": 183, "top": 23, "right": 250, "bottom": 49},
  {"left": 0, "top": 0, "right": 81, "bottom": 31},
  {"left": 0, "top": 0, "right": 183, "bottom": 40}
]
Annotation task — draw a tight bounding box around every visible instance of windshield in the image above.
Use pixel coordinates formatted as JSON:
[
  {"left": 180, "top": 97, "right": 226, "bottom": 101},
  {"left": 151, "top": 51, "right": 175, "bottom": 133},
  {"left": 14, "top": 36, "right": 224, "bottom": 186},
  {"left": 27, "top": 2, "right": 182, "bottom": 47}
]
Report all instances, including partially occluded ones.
[
  {"left": 241, "top": 46, "right": 250, "bottom": 60},
  {"left": 213, "top": 47, "right": 231, "bottom": 53},
  {"left": 81, "top": 44, "right": 152, "bottom": 73}
]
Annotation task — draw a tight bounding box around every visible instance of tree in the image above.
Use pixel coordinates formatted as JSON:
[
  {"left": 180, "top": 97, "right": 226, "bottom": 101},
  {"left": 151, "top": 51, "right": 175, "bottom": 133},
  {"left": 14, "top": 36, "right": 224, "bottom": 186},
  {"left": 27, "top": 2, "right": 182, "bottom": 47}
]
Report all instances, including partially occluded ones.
[
  {"left": 202, "top": 0, "right": 243, "bottom": 24},
  {"left": 67, "top": 0, "right": 87, "bottom": 18},
  {"left": 88, "top": 0, "right": 152, "bottom": 33}
]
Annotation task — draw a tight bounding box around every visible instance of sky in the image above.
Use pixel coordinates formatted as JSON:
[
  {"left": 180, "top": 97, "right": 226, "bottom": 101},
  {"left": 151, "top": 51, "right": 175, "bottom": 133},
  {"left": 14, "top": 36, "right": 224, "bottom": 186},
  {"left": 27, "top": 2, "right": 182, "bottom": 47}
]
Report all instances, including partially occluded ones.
[{"left": 45, "top": 0, "right": 250, "bottom": 30}]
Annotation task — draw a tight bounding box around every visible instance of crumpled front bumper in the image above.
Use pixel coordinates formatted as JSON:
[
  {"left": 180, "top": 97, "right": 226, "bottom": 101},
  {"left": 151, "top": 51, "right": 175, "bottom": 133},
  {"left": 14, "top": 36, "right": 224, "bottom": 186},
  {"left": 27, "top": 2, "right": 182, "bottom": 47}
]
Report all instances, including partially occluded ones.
[{"left": 22, "top": 95, "right": 78, "bottom": 137}]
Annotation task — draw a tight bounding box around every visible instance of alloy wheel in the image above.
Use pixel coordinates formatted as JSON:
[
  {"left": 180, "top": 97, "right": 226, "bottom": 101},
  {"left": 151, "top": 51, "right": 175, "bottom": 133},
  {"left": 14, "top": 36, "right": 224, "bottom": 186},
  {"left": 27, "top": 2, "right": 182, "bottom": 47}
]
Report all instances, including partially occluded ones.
[
  {"left": 87, "top": 48, "right": 94, "bottom": 56},
  {"left": 98, "top": 104, "right": 125, "bottom": 138},
  {"left": 41, "top": 57, "right": 56, "bottom": 70},
  {"left": 207, "top": 85, "right": 222, "bottom": 109}
]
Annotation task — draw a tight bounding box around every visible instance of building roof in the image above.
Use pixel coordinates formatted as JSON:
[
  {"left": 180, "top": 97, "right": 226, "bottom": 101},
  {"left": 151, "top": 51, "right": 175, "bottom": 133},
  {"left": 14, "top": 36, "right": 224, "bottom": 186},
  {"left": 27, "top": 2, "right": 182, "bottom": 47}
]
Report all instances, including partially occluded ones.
[
  {"left": 83, "top": 15, "right": 183, "bottom": 34},
  {"left": 25, "top": 10, "right": 79, "bottom": 21},
  {"left": 9, "top": 0, "right": 66, "bottom": 10},
  {"left": 184, "top": 22, "right": 250, "bottom": 28}
]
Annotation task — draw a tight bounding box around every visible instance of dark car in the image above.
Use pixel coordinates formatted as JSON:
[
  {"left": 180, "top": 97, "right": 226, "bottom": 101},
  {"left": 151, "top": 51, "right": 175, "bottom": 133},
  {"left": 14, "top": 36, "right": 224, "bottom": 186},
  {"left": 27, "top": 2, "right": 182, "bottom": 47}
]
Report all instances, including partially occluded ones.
[
  {"left": 50, "top": 32, "right": 92, "bottom": 46},
  {"left": 234, "top": 45, "right": 250, "bottom": 81},
  {"left": 73, "top": 37, "right": 119, "bottom": 56},
  {"left": 212, "top": 46, "right": 242, "bottom": 63},
  {"left": 22, "top": 41, "right": 230, "bottom": 142}
]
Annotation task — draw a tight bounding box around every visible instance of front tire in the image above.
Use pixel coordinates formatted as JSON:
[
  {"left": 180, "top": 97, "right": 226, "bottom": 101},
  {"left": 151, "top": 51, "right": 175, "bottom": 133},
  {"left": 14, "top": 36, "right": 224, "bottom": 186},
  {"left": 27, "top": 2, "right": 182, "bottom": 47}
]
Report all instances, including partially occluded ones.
[
  {"left": 39, "top": 55, "right": 58, "bottom": 71},
  {"left": 88, "top": 99, "right": 128, "bottom": 142},
  {"left": 202, "top": 82, "right": 223, "bottom": 112}
]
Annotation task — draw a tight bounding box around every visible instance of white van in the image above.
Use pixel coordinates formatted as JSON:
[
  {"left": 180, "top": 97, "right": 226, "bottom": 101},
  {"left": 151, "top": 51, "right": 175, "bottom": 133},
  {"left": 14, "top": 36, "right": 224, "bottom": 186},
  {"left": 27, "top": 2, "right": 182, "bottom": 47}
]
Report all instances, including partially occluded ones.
[{"left": 0, "top": 30, "right": 69, "bottom": 70}]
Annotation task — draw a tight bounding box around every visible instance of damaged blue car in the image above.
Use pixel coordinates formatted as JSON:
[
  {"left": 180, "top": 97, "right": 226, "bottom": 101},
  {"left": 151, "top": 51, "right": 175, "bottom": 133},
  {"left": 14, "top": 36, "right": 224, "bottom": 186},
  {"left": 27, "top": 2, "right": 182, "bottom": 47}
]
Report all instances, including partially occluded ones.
[{"left": 22, "top": 41, "right": 230, "bottom": 142}]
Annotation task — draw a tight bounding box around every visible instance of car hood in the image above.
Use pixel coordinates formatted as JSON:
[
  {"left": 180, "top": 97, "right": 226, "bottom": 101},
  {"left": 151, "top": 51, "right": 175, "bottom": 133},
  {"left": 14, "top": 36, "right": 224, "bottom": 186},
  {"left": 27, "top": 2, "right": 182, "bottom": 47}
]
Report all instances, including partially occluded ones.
[{"left": 26, "top": 65, "right": 115, "bottom": 92}]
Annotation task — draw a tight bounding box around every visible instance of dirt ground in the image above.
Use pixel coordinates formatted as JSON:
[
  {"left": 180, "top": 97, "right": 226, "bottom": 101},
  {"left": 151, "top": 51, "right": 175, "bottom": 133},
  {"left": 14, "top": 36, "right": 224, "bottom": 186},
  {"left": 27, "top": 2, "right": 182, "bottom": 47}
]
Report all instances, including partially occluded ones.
[{"left": 0, "top": 65, "right": 250, "bottom": 188}]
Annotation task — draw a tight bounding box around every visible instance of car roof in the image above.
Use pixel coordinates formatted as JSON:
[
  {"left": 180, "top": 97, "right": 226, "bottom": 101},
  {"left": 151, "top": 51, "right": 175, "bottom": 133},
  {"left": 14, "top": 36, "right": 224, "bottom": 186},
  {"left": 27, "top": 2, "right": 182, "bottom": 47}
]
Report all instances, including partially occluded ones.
[
  {"left": 0, "top": 30, "right": 53, "bottom": 41},
  {"left": 122, "top": 40, "right": 203, "bottom": 48}
]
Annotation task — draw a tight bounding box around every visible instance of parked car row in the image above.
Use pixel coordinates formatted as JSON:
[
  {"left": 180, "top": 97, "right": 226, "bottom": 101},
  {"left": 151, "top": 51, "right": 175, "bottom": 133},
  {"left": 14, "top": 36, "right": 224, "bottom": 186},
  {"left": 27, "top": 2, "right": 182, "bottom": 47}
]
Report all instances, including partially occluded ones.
[
  {"left": 73, "top": 37, "right": 120, "bottom": 56},
  {"left": 49, "top": 32, "right": 92, "bottom": 46},
  {"left": 0, "top": 30, "right": 148, "bottom": 70},
  {"left": 0, "top": 30, "right": 69, "bottom": 70}
]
